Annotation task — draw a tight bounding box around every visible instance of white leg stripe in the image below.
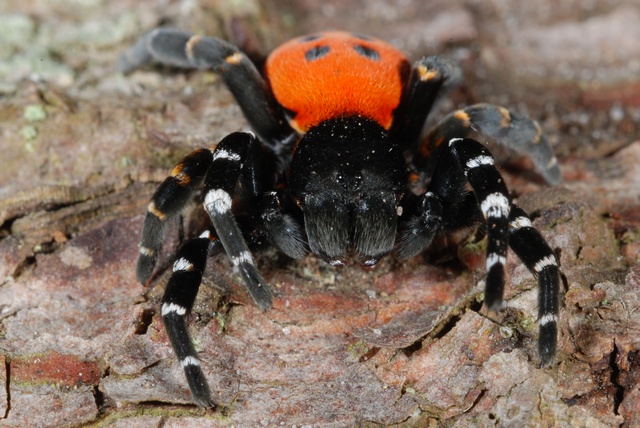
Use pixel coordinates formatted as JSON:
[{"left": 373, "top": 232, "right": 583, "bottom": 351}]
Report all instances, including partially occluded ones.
[
  {"left": 213, "top": 148, "right": 242, "bottom": 162},
  {"left": 161, "top": 302, "right": 187, "bottom": 316},
  {"left": 480, "top": 193, "right": 510, "bottom": 218},
  {"left": 448, "top": 137, "right": 464, "bottom": 146},
  {"left": 510, "top": 216, "right": 532, "bottom": 230},
  {"left": 466, "top": 155, "right": 494, "bottom": 169},
  {"left": 539, "top": 313, "right": 557, "bottom": 326},
  {"left": 173, "top": 257, "right": 193, "bottom": 272},
  {"left": 204, "top": 189, "right": 232, "bottom": 215},
  {"left": 231, "top": 250, "right": 254, "bottom": 267},
  {"left": 534, "top": 255, "right": 557, "bottom": 273},
  {"left": 486, "top": 253, "right": 506, "bottom": 271},
  {"left": 181, "top": 356, "right": 200, "bottom": 367},
  {"left": 139, "top": 246, "right": 155, "bottom": 257}
]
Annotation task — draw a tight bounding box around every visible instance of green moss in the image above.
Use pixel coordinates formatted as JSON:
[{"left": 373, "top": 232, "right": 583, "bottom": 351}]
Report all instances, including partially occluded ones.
[
  {"left": 462, "top": 237, "right": 487, "bottom": 253},
  {"left": 518, "top": 314, "right": 535, "bottom": 332},
  {"left": 215, "top": 311, "right": 228, "bottom": 332},
  {"left": 21, "top": 125, "right": 38, "bottom": 142},
  {"left": 621, "top": 228, "right": 640, "bottom": 244},
  {"left": 24, "top": 104, "right": 47, "bottom": 122},
  {"left": 0, "top": 14, "right": 35, "bottom": 48},
  {"left": 87, "top": 404, "right": 232, "bottom": 427},
  {"left": 192, "top": 336, "right": 203, "bottom": 353},
  {"left": 499, "top": 325, "right": 514, "bottom": 339},
  {"left": 346, "top": 340, "right": 370, "bottom": 361},
  {"left": 119, "top": 156, "right": 132, "bottom": 167}
]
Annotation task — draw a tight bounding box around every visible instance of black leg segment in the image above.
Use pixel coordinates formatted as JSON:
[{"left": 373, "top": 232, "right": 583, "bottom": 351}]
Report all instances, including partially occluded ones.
[
  {"left": 260, "top": 191, "right": 308, "bottom": 259},
  {"left": 508, "top": 205, "right": 559, "bottom": 366},
  {"left": 137, "top": 148, "right": 213, "bottom": 283},
  {"left": 412, "top": 137, "right": 559, "bottom": 364},
  {"left": 396, "top": 191, "right": 444, "bottom": 260},
  {"left": 202, "top": 132, "right": 273, "bottom": 310},
  {"left": 448, "top": 138, "right": 511, "bottom": 311},
  {"left": 391, "top": 56, "right": 455, "bottom": 148},
  {"left": 420, "top": 104, "right": 561, "bottom": 185},
  {"left": 161, "top": 231, "right": 221, "bottom": 407},
  {"left": 118, "top": 28, "right": 295, "bottom": 153}
]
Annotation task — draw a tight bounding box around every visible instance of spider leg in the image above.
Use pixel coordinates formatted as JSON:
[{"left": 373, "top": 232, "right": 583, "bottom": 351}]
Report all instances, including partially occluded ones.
[
  {"left": 161, "top": 231, "right": 222, "bottom": 407},
  {"left": 202, "top": 132, "right": 275, "bottom": 310},
  {"left": 261, "top": 191, "right": 308, "bottom": 259},
  {"left": 137, "top": 148, "right": 214, "bottom": 283},
  {"left": 160, "top": 131, "right": 292, "bottom": 407},
  {"left": 118, "top": 28, "right": 296, "bottom": 154},
  {"left": 449, "top": 138, "right": 559, "bottom": 364},
  {"left": 396, "top": 191, "right": 444, "bottom": 259},
  {"left": 391, "top": 56, "right": 458, "bottom": 148},
  {"left": 449, "top": 138, "right": 511, "bottom": 311},
  {"left": 401, "top": 137, "right": 559, "bottom": 364},
  {"left": 400, "top": 135, "right": 512, "bottom": 306},
  {"left": 508, "top": 205, "right": 559, "bottom": 365},
  {"left": 397, "top": 136, "right": 481, "bottom": 260},
  {"left": 419, "top": 104, "right": 561, "bottom": 185}
]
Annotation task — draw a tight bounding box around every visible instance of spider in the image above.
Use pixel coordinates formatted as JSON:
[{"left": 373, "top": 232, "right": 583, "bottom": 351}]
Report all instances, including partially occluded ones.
[{"left": 119, "top": 29, "right": 561, "bottom": 407}]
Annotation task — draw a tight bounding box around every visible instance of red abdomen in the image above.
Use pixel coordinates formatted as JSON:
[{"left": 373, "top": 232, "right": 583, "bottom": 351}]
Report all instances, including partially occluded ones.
[{"left": 265, "top": 31, "right": 409, "bottom": 133}]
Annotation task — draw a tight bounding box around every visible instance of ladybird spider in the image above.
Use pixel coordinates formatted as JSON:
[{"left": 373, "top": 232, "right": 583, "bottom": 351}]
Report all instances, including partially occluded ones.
[{"left": 120, "top": 29, "right": 561, "bottom": 407}]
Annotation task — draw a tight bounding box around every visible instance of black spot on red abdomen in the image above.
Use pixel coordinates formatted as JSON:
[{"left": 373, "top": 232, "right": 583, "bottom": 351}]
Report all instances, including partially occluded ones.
[
  {"left": 305, "top": 45, "right": 330, "bottom": 61},
  {"left": 353, "top": 44, "right": 380, "bottom": 61}
]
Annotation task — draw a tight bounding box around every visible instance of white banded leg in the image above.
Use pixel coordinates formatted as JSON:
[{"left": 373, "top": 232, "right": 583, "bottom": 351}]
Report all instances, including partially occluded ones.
[
  {"left": 202, "top": 132, "right": 272, "bottom": 310},
  {"left": 508, "top": 205, "right": 559, "bottom": 366},
  {"left": 450, "top": 138, "right": 511, "bottom": 311},
  {"left": 137, "top": 149, "right": 213, "bottom": 283},
  {"left": 162, "top": 231, "right": 221, "bottom": 407}
]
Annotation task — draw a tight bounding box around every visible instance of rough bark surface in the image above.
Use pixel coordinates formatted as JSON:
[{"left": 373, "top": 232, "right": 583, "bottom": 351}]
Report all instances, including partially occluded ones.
[{"left": 0, "top": 0, "right": 639, "bottom": 427}]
